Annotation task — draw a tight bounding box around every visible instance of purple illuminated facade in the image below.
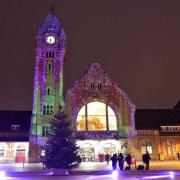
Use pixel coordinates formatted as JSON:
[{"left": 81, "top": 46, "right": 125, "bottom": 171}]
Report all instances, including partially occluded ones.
[
  {"left": 29, "top": 9, "right": 66, "bottom": 161},
  {"left": 65, "top": 63, "right": 136, "bottom": 138},
  {"left": 65, "top": 63, "right": 136, "bottom": 161}
]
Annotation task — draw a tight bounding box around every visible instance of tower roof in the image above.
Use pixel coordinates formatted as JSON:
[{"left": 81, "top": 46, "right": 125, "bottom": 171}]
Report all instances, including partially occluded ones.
[
  {"left": 38, "top": 8, "right": 62, "bottom": 36},
  {"left": 174, "top": 100, "right": 180, "bottom": 109}
]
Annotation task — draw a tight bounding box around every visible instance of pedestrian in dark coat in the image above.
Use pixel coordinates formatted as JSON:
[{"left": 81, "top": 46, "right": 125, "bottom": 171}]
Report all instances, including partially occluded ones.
[
  {"left": 143, "top": 151, "right": 151, "bottom": 170},
  {"left": 105, "top": 153, "right": 110, "bottom": 165},
  {"left": 118, "top": 153, "right": 124, "bottom": 170},
  {"left": 125, "top": 153, "right": 132, "bottom": 170},
  {"left": 111, "top": 153, "right": 118, "bottom": 170}
]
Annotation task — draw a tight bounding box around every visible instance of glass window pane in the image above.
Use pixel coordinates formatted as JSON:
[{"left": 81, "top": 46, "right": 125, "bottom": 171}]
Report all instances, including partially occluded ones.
[
  {"left": 77, "top": 106, "right": 86, "bottom": 130},
  {"left": 77, "top": 115, "right": 86, "bottom": 130},
  {"left": 141, "top": 146, "right": 146, "bottom": 154},
  {"left": 76, "top": 102, "right": 117, "bottom": 131},
  {"left": 108, "top": 115, "right": 117, "bottom": 130},
  {"left": 87, "top": 102, "right": 106, "bottom": 115},
  {"left": 87, "top": 102, "right": 106, "bottom": 130},
  {"left": 88, "top": 115, "right": 106, "bottom": 130},
  {"left": 78, "top": 106, "right": 85, "bottom": 115},
  {"left": 108, "top": 106, "right": 117, "bottom": 130},
  {"left": 108, "top": 107, "right": 114, "bottom": 115},
  {"left": 147, "top": 146, "right": 152, "bottom": 154}
]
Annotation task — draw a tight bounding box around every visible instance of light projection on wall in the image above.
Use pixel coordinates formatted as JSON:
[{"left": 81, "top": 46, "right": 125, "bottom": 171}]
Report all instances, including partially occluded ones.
[
  {"left": 30, "top": 10, "right": 66, "bottom": 144},
  {"left": 77, "top": 102, "right": 117, "bottom": 131},
  {"left": 65, "top": 63, "right": 136, "bottom": 138}
]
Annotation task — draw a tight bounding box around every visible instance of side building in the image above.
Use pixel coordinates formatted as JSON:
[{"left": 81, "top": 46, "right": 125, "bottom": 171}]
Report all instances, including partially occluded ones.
[
  {"left": 0, "top": 111, "right": 31, "bottom": 163},
  {"left": 135, "top": 108, "right": 180, "bottom": 161}
]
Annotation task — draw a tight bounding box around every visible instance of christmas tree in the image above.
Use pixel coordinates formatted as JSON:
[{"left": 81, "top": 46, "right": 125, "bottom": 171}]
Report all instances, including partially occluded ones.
[{"left": 42, "top": 108, "right": 79, "bottom": 169}]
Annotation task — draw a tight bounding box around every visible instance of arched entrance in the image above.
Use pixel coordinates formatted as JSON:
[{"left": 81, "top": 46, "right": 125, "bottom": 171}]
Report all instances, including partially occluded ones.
[
  {"left": 79, "top": 143, "right": 95, "bottom": 162},
  {"left": 103, "top": 143, "right": 116, "bottom": 156},
  {"left": 15, "top": 144, "right": 26, "bottom": 163}
]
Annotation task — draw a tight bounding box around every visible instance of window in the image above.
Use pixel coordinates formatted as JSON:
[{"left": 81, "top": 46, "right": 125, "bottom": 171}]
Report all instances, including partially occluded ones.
[
  {"left": 47, "top": 106, "right": 50, "bottom": 115},
  {"left": 47, "top": 88, "right": 50, "bottom": 95},
  {"left": 46, "top": 52, "right": 54, "bottom": 58},
  {"left": 42, "top": 124, "right": 52, "bottom": 137},
  {"left": 46, "top": 87, "right": 53, "bottom": 95},
  {"left": 16, "top": 144, "right": 26, "bottom": 160},
  {"left": 11, "top": 125, "right": 20, "bottom": 131},
  {"left": 50, "top": 106, "right": 54, "bottom": 115},
  {"left": 77, "top": 106, "right": 86, "bottom": 130},
  {"left": 147, "top": 146, "right": 152, "bottom": 154},
  {"left": 87, "top": 102, "right": 106, "bottom": 130},
  {"left": 48, "top": 63, "right": 52, "bottom": 70},
  {"left": 141, "top": 146, "right": 146, "bottom": 154},
  {"left": 141, "top": 145, "right": 152, "bottom": 154},
  {"left": 43, "top": 105, "right": 53, "bottom": 115},
  {"left": 163, "top": 140, "right": 176, "bottom": 155},
  {"left": 43, "top": 106, "right": 46, "bottom": 115},
  {"left": 0, "top": 145, "right": 5, "bottom": 158},
  {"left": 141, "top": 140, "right": 153, "bottom": 154},
  {"left": 90, "top": 83, "right": 95, "bottom": 90},
  {"left": 97, "top": 83, "right": 102, "bottom": 90},
  {"left": 77, "top": 102, "right": 117, "bottom": 131}
]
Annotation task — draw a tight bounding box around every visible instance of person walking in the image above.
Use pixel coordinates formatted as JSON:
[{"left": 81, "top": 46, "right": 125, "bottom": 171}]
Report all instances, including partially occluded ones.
[
  {"left": 143, "top": 151, "right": 151, "bottom": 170},
  {"left": 125, "top": 153, "right": 132, "bottom": 170},
  {"left": 111, "top": 153, "right": 118, "bottom": 170},
  {"left": 105, "top": 153, "right": 110, "bottom": 165},
  {"left": 118, "top": 153, "right": 124, "bottom": 170}
]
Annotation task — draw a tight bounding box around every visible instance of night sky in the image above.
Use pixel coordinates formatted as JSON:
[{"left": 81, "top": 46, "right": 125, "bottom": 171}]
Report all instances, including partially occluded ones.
[{"left": 0, "top": 0, "right": 180, "bottom": 110}]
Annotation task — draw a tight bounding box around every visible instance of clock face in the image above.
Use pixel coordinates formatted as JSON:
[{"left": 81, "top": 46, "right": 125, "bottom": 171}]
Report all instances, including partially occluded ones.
[{"left": 46, "top": 36, "right": 55, "bottom": 44}]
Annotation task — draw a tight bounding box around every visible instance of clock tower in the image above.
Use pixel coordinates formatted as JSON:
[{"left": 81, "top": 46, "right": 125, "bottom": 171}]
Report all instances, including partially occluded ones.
[{"left": 29, "top": 8, "right": 66, "bottom": 161}]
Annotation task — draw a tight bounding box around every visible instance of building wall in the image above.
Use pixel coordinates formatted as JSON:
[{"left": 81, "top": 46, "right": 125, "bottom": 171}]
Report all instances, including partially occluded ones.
[
  {"left": 135, "top": 130, "right": 180, "bottom": 161},
  {"left": 0, "top": 142, "right": 29, "bottom": 163}
]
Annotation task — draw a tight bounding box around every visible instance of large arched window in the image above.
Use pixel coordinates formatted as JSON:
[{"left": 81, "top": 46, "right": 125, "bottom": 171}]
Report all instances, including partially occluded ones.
[{"left": 77, "top": 102, "right": 117, "bottom": 131}]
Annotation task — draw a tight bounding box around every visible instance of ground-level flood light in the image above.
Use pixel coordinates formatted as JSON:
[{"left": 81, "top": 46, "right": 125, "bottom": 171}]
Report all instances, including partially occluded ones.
[
  {"left": 0, "top": 171, "right": 6, "bottom": 179},
  {"left": 142, "top": 171, "right": 175, "bottom": 179},
  {"left": 169, "top": 171, "right": 174, "bottom": 179},
  {"left": 112, "top": 170, "right": 118, "bottom": 179}
]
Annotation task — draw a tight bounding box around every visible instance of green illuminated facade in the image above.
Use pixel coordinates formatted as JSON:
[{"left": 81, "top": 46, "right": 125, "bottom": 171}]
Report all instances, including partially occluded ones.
[{"left": 29, "top": 10, "right": 66, "bottom": 161}]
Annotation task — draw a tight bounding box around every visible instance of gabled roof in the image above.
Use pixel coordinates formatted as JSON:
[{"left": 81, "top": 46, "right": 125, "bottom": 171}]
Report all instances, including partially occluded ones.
[{"left": 135, "top": 109, "right": 180, "bottom": 130}]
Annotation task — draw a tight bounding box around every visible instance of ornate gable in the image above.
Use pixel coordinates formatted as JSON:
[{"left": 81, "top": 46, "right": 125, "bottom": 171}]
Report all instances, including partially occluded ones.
[{"left": 65, "top": 63, "right": 136, "bottom": 138}]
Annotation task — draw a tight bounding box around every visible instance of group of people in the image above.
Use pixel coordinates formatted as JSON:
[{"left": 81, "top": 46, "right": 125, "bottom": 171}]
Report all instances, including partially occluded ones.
[
  {"left": 105, "top": 152, "right": 132, "bottom": 170},
  {"left": 105, "top": 151, "right": 151, "bottom": 170}
]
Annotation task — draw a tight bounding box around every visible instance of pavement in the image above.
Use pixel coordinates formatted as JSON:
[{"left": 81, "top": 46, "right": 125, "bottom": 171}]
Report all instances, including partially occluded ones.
[{"left": 0, "top": 161, "right": 179, "bottom": 177}]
